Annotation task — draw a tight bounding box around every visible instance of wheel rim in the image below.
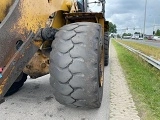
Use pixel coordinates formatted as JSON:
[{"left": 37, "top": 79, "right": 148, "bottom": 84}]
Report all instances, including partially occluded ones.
[{"left": 99, "top": 44, "right": 104, "bottom": 87}]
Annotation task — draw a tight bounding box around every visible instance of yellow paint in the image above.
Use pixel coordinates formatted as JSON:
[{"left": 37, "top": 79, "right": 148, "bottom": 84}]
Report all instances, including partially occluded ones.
[
  {"left": 0, "top": 78, "right": 7, "bottom": 95},
  {"left": 0, "top": 0, "right": 14, "bottom": 22},
  {"left": 99, "top": 18, "right": 105, "bottom": 34},
  {"left": 52, "top": 11, "right": 66, "bottom": 29},
  {"left": 33, "top": 40, "right": 43, "bottom": 48},
  {"left": 14, "top": 0, "right": 74, "bottom": 35}
]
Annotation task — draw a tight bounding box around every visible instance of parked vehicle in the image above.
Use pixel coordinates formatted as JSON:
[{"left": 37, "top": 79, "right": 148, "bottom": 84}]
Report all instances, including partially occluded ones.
[
  {"left": 134, "top": 34, "right": 140, "bottom": 40},
  {"left": 147, "top": 35, "right": 153, "bottom": 40},
  {"left": 131, "top": 36, "right": 135, "bottom": 39},
  {"left": 123, "top": 35, "right": 132, "bottom": 39},
  {"left": 153, "top": 36, "right": 160, "bottom": 41},
  {"left": 139, "top": 37, "right": 143, "bottom": 40}
]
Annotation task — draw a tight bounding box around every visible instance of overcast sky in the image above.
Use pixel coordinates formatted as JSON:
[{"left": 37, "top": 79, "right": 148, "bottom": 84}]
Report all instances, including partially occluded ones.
[{"left": 89, "top": 0, "right": 160, "bottom": 35}]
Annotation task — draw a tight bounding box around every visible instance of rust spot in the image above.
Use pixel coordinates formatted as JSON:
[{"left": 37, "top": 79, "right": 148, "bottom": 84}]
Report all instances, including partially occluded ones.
[
  {"left": 41, "top": 63, "right": 46, "bottom": 68},
  {"left": 23, "top": 50, "right": 49, "bottom": 78},
  {"left": 0, "top": 78, "right": 8, "bottom": 95},
  {"left": 26, "top": 65, "right": 32, "bottom": 69}
]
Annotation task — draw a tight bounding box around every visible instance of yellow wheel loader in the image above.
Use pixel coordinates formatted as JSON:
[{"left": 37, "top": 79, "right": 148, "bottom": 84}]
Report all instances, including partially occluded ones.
[{"left": 0, "top": 0, "right": 109, "bottom": 108}]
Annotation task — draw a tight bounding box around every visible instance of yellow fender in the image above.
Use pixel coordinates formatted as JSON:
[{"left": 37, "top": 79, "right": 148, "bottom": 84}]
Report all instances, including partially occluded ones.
[{"left": 0, "top": 0, "right": 76, "bottom": 33}]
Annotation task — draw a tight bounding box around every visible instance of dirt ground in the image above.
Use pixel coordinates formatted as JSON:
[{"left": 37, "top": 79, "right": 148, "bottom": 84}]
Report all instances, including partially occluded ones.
[{"left": 109, "top": 41, "right": 140, "bottom": 120}]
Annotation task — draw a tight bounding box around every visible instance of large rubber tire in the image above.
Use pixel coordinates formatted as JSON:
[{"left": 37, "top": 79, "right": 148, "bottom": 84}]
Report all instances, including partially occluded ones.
[
  {"left": 5, "top": 73, "right": 27, "bottom": 96},
  {"left": 104, "top": 32, "right": 110, "bottom": 66},
  {"left": 50, "top": 22, "right": 104, "bottom": 108}
]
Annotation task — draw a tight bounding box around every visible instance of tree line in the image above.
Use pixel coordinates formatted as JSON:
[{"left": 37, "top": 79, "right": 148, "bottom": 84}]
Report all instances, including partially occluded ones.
[
  {"left": 155, "top": 29, "right": 160, "bottom": 36},
  {"left": 109, "top": 21, "right": 160, "bottom": 36}
]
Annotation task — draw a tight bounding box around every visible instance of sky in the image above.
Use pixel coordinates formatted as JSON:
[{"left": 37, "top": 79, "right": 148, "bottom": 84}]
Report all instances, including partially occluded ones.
[{"left": 89, "top": 0, "right": 160, "bottom": 35}]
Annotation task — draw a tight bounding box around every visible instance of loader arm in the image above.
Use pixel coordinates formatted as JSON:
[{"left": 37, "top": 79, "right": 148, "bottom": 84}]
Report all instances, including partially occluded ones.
[{"left": 0, "top": 0, "right": 75, "bottom": 103}]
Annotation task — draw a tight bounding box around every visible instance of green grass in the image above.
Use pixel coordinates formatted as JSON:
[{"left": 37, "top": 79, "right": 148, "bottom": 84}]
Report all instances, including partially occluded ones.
[
  {"left": 112, "top": 40, "right": 160, "bottom": 120},
  {"left": 116, "top": 39, "right": 160, "bottom": 61}
]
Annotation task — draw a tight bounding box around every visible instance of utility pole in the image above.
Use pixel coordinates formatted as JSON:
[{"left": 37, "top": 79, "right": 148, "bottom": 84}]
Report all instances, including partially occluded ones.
[{"left": 143, "top": 0, "right": 147, "bottom": 40}]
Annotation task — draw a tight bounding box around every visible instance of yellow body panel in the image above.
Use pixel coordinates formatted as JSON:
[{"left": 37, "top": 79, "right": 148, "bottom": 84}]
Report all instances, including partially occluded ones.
[
  {"left": 0, "top": 0, "right": 14, "bottom": 22},
  {"left": 16, "top": 0, "right": 71, "bottom": 33},
  {"left": 0, "top": 0, "right": 74, "bottom": 34},
  {"left": 0, "top": 0, "right": 76, "bottom": 79},
  {"left": 52, "top": 11, "right": 66, "bottom": 29}
]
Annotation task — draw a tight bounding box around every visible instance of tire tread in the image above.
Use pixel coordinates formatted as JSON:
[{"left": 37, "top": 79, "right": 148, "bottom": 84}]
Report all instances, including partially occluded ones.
[{"left": 50, "top": 22, "right": 103, "bottom": 108}]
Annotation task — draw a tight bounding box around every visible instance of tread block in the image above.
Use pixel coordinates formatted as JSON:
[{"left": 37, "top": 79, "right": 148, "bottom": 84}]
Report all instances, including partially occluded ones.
[
  {"left": 51, "top": 52, "right": 72, "bottom": 68},
  {"left": 54, "top": 80, "right": 73, "bottom": 95},
  {"left": 70, "top": 44, "right": 88, "bottom": 59},
  {"left": 54, "top": 39, "right": 74, "bottom": 53},
  {"left": 55, "top": 30, "right": 76, "bottom": 40},
  {"left": 50, "top": 66, "right": 72, "bottom": 83},
  {"left": 60, "top": 24, "right": 78, "bottom": 31},
  {"left": 71, "top": 32, "right": 89, "bottom": 45},
  {"left": 71, "top": 89, "right": 97, "bottom": 100},
  {"left": 55, "top": 94, "right": 75, "bottom": 104},
  {"left": 69, "top": 59, "right": 94, "bottom": 76}
]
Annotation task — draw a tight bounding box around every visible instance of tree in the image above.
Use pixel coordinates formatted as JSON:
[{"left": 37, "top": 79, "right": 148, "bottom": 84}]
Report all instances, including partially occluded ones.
[
  {"left": 123, "top": 33, "right": 132, "bottom": 36},
  {"left": 155, "top": 29, "right": 160, "bottom": 36},
  {"left": 109, "top": 22, "right": 117, "bottom": 33},
  {"left": 123, "top": 33, "right": 128, "bottom": 36},
  {"left": 134, "top": 32, "right": 140, "bottom": 34}
]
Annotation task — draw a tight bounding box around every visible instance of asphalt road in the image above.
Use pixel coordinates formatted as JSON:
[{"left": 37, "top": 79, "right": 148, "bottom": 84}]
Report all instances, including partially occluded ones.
[
  {"left": 0, "top": 66, "right": 110, "bottom": 120},
  {"left": 122, "top": 39, "right": 160, "bottom": 48}
]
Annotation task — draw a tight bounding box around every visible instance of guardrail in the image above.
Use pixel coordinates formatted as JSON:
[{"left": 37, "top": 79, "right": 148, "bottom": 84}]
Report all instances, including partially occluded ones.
[{"left": 115, "top": 40, "right": 160, "bottom": 70}]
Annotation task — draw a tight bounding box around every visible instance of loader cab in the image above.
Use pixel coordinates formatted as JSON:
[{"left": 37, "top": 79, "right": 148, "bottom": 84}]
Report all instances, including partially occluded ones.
[
  {"left": 77, "top": 0, "right": 105, "bottom": 16},
  {"left": 77, "top": 0, "right": 86, "bottom": 12}
]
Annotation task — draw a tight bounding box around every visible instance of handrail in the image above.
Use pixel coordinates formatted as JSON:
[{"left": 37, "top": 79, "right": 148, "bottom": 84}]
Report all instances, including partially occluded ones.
[{"left": 116, "top": 40, "right": 160, "bottom": 70}]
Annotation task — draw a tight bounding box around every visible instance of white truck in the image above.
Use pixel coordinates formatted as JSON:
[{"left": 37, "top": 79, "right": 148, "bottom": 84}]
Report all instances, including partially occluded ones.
[{"left": 134, "top": 33, "right": 140, "bottom": 40}]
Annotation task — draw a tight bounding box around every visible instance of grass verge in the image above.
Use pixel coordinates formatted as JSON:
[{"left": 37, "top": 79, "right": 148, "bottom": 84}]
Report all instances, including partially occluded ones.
[
  {"left": 116, "top": 39, "right": 160, "bottom": 61},
  {"left": 112, "top": 40, "right": 160, "bottom": 120}
]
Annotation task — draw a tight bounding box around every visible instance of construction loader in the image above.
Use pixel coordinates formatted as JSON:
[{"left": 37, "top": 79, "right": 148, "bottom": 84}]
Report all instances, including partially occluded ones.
[{"left": 0, "top": 0, "right": 109, "bottom": 108}]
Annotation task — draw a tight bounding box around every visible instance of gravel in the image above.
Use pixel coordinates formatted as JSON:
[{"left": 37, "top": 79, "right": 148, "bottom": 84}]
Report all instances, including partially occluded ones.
[{"left": 109, "top": 41, "right": 140, "bottom": 120}]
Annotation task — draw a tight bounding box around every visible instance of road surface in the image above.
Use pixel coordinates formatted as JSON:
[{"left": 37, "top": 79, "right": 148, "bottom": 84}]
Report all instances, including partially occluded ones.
[
  {"left": 0, "top": 67, "right": 110, "bottom": 120},
  {"left": 0, "top": 41, "right": 141, "bottom": 120}
]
